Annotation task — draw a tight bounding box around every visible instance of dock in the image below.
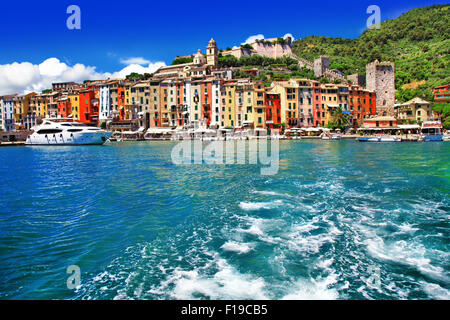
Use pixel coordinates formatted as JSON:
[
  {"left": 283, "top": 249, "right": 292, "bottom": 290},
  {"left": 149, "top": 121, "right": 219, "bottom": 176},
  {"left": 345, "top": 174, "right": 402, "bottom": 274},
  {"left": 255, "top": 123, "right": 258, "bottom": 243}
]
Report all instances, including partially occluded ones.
[{"left": 0, "top": 141, "right": 26, "bottom": 147}]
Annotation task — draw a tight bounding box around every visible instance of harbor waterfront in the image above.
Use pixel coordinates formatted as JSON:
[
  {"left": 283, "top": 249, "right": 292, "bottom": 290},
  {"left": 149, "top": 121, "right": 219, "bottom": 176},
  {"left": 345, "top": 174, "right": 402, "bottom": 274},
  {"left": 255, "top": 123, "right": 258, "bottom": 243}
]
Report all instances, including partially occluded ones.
[{"left": 0, "top": 140, "right": 448, "bottom": 300}]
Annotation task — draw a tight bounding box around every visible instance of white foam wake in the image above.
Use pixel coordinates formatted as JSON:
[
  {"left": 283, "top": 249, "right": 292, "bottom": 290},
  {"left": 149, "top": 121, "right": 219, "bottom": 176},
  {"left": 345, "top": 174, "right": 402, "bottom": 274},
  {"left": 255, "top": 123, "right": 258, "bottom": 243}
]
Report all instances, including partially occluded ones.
[
  {"left": 221, "top": 241, "right": 254, "bottom": 254},
  {"left": 281, "top": 273, "right": 339, "bottom": 300},
  {"left": 159, "top": 257, "right": 268, "bottom": 300},
  {"left": 239, "top": 200, "right": 283, "bottom": 211}
]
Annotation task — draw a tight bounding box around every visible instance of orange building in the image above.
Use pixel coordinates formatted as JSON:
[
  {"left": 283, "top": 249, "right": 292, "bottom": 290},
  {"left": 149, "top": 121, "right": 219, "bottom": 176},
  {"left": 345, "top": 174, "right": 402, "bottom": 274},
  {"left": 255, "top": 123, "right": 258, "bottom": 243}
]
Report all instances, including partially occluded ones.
[
  {"left": 265, "top": 92, "right": 281, "bottom": 129},
  {"left": 201, "top": 80, "right": 213, "bottom": 127},
  {"left": 176, "top": 81, "right": 185, "bottom": 127},
  {"left": 78, "top": 90, "right": 98, "bottom": 125},
  {"left": 434, "top": 85, "right": 449, "bottom": 103},
  {"left": 349, "top": 85, "right": 377, "bottom": 127},
  {"left": 117, "top": 85, "right": 125, "bottom": 120},
  {"left": 57, "top": 97, "right": 71, "bottom": 118}
]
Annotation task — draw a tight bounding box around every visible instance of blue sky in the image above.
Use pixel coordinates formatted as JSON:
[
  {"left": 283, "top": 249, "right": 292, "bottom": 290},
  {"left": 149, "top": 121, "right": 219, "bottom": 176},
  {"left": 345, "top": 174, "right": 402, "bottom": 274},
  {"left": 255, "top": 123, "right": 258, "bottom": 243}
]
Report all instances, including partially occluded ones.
[{"left": 0, "top": 0, "right": 448, "bottom": 95}]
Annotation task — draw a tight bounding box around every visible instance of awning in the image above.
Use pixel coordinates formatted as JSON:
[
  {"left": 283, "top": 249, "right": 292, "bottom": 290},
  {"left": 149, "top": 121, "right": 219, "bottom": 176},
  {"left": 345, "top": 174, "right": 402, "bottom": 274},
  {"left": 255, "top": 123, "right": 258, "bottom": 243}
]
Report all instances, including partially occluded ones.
[
  {"left": 147, "top": 128, "right": 173, "bottom": 134},
  {"left": 398, "top": 124, "right": 420, "bottom": 129}
]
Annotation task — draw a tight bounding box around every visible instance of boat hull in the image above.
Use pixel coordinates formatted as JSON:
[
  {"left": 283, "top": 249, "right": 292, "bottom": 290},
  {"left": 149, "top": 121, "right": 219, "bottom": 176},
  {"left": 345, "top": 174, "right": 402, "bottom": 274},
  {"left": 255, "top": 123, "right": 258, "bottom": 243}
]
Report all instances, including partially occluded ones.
[
  {"left": 26, "top": 131, "right": 113, "bottom": 145},
  {"left": 356, "top": 136, "right": 401, "bottom": 142},
  {"left": 422, "top": 135, "right": 443, "bottom": 142}
]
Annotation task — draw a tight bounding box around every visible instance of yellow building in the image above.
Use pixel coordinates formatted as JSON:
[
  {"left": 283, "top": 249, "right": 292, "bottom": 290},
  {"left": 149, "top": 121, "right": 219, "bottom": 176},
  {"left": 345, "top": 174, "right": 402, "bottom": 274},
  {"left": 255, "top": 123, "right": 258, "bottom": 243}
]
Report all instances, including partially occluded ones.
[
  {"left": 29, "top": 94, "right": 48, "bottom": 119},
  {"left": 68, "top": 92, "right": 80, "bottom": 120},
  {"left": 253, "top": 81, "right": 266, "bottom": 128},
  {"left": 223, "top": 83, "right": 236, "bottom": 128},
  {"left": 14, "top": 93, "right": 36, "bottom": 127},
  {"left": 271, "top": 80, "right": 298, "bottom": 127},
  {"left": 123, "top": 82, "right": 132, "bottom": 120},
  {"left": 242, "top": 83, "right": 254, "bottom": 128},
  {"left": 320, "top": 84, "right": 349, "bottom": 126}
]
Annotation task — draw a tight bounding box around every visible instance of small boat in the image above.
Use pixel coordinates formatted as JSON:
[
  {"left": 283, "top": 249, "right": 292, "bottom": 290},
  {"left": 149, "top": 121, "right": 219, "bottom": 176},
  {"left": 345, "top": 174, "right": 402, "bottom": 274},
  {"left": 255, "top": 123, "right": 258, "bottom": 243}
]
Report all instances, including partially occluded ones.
[
  {"left": 421, "top": 121, "right": 444, "bottom": 142},
  {"left": 26, "top": 119, "right": 112, "bottom": 145},
  {"left": 356, "top": 135, "right": 401, "bottom": 142}
]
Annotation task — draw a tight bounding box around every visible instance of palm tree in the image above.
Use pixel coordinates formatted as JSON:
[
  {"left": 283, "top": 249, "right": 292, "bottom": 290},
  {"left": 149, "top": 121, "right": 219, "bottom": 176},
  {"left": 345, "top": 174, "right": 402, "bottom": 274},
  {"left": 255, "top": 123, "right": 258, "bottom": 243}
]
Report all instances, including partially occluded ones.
[{"left": 330, "top": 107, "right": 350, "bottom": 130}]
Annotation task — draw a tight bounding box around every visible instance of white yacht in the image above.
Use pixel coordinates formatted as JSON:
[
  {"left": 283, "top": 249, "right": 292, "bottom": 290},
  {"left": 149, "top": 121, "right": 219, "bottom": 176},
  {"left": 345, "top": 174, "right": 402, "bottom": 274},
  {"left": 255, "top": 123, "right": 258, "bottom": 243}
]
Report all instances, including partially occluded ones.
[{"left": 26, "top": 119, "right": 113, "bottom": 145}]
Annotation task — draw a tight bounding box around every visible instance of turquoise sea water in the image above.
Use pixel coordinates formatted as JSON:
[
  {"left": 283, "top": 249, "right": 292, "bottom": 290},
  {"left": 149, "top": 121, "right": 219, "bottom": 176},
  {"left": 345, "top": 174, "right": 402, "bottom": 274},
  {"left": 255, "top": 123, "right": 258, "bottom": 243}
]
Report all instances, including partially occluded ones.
[{"left": 0, "top": 141, "right": 449, "bottom": 300}]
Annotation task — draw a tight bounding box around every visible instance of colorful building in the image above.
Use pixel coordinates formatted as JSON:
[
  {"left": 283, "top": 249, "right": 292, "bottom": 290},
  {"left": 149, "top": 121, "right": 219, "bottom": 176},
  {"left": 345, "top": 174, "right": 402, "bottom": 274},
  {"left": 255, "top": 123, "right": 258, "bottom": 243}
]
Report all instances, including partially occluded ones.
[
  {"left": 14, "top": 93, "right": 36, "bottom": 129},
  {"left": 68, "top": 92, "right": 80, "bottom": 120},
  {"left": 434, "top": 85, "right": 449, "bottom": 103},
  {"left": 348, "top": 85, "right": 377, "bottom": 127},
  {"left": 396, "top": 97, "right": 435, "bottom": 123},
  {"left": 149, "top": 80, "right": 161, "bottom": 127},
  {"left": 271, "top": 80, "right": 297, "bottom": 128},
  {"left": 57, "top": 96, "right": 72, "bottom": 119},
  {"left": 363, "top": 116, "right": 397, "bottom": 128},
  {"left": 78, "top": 89, "right": 98, "bottom": 125},
  {"left": 265, "top": 92, "right": 281, "bottom": 129}
]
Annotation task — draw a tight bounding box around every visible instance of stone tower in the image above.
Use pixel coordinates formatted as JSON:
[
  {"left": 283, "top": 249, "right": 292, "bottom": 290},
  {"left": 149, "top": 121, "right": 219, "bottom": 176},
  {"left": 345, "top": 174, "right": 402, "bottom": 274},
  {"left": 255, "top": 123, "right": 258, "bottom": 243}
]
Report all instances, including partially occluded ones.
[
  {"left": 206, "top": 38, "right": 218, "bottom": 69},
  {"left": 366, "top": 60, "right": 395, "bottom": 116},
  {"left": 314, "top": 56, "right": 330, "bottom": 78}
]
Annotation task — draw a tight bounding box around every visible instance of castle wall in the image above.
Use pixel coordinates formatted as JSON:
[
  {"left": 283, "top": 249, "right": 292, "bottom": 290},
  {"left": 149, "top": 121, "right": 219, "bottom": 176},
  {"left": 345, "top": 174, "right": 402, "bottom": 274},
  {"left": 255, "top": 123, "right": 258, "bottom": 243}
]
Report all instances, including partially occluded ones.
[{"left": 251, "top": 42, "right": 292, "bottom": 59}]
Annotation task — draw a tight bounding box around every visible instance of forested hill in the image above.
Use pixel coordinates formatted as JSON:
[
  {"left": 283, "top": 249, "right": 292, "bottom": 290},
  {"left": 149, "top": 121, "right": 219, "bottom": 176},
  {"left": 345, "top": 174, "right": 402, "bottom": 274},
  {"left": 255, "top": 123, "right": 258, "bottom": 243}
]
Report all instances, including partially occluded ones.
[{"left": 291, "top": 4, "right": 450, "bottom": 102}]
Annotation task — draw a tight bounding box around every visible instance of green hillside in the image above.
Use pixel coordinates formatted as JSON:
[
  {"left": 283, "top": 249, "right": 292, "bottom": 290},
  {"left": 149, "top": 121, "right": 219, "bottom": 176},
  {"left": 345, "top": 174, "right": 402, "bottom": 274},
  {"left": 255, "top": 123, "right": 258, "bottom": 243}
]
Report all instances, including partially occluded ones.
[{"left": 291, "top": 4, "right": 450, "bottom": 102}]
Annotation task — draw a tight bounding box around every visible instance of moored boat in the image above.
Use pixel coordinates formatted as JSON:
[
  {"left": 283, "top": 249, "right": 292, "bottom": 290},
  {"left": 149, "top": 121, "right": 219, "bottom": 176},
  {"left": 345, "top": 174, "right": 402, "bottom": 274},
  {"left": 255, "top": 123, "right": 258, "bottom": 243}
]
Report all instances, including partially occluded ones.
[
  {"left": 421, "top": 121, "right": 444, "bottom": 142},
  {"left": 26, "top": 119, "right": 112, "bottom": 145},
  {"left": 356, "top": 135, "right": 401, "bottom": 142}
]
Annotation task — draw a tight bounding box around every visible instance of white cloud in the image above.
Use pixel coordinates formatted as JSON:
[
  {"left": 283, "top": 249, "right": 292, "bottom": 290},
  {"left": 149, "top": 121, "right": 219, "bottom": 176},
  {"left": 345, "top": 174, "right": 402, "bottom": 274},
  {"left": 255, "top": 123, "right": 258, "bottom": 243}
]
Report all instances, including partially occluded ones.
[
  {"left": 120, "top": 57, "right": 151, "bottom": 65},
  {"left": 283, "top": 33, "right": 295, "bottom": 42},
  {"left": 110, "top": 62, "right": 166, "bottom": 79},
  {"left": 0, "top": 58, "right": 166, "bottom": 95},
  {"left": 241, "top": 33, "right": 295, "bottom": 45},
  {"left": 242, "top": 34, "right": 265, "bottom": 45}
]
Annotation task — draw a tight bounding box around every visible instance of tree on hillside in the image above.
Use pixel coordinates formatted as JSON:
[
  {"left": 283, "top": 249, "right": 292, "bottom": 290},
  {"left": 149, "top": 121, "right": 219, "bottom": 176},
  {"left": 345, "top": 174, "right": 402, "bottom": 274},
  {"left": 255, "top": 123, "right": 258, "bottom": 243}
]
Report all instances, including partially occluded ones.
[
  {"left": 172, "top": 57, "right": 193, "bottom": 65},
  {"left": 433, "top": 102, "right": 450, "bottom": 130},
  {"left": 291, "top": 4, "right": 450, "bottom": 102}
]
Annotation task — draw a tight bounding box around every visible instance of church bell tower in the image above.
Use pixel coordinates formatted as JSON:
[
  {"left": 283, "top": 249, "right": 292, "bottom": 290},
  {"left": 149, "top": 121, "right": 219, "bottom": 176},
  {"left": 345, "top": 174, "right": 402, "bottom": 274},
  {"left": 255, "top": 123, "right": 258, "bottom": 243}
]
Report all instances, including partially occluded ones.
[{"left": 206, "top": 38, "right": 218, "bottom": 69}]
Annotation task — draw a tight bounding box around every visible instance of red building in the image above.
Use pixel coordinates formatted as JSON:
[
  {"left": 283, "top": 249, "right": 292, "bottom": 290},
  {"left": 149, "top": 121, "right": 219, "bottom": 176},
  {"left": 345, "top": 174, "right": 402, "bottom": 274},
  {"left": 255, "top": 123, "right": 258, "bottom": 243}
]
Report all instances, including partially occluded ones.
[
  {"left": 118, "top": 84, "right": 125, "bottom": 121},
  {"left": 176, "top": 81, "right": 185, "bottom": 127},
  {"left": 265, "top": 92, "right": 281, "bottom": 129},
  {"left": 201, "top": 80, "right": 213, "bottom": 127},
  {"left": 434, "top": 85, "right": 450, "bottom": 103},
  {"left": 57, "top": 98, "right": 71, "bottom": 118},
  {"left": 313, "top": 83, "right": 324, "bottom": 127},
  {"left": 78, "top": 90, "right": 99, "bottom": 125},
  {"left": 349, "top": 85, "right": 377, "bottom": 127}
]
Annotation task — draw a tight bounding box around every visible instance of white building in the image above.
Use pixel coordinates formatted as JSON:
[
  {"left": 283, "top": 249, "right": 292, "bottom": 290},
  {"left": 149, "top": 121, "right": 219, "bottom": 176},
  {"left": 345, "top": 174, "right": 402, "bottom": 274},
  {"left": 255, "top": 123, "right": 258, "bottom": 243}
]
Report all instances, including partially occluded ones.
[
  {"left": 211, "top": 80, "right": 221, "bottom": 128},
  {"left": 99, "top": 85, "right": 111, "bottom": 122},
  {"left": 184, "top": 80, "right": 192, "bottom": 127},
  {"left": 0, "top": 96, "right": 16, "bottom": 131}
]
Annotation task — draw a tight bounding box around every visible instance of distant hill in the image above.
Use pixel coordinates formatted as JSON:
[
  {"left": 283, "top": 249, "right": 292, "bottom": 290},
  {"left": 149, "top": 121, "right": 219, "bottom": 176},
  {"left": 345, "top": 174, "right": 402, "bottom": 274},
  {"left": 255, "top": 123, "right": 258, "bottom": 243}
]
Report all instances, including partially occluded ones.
[{"left": 292, "top": 4, "right": 450, "bottom": 102}]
